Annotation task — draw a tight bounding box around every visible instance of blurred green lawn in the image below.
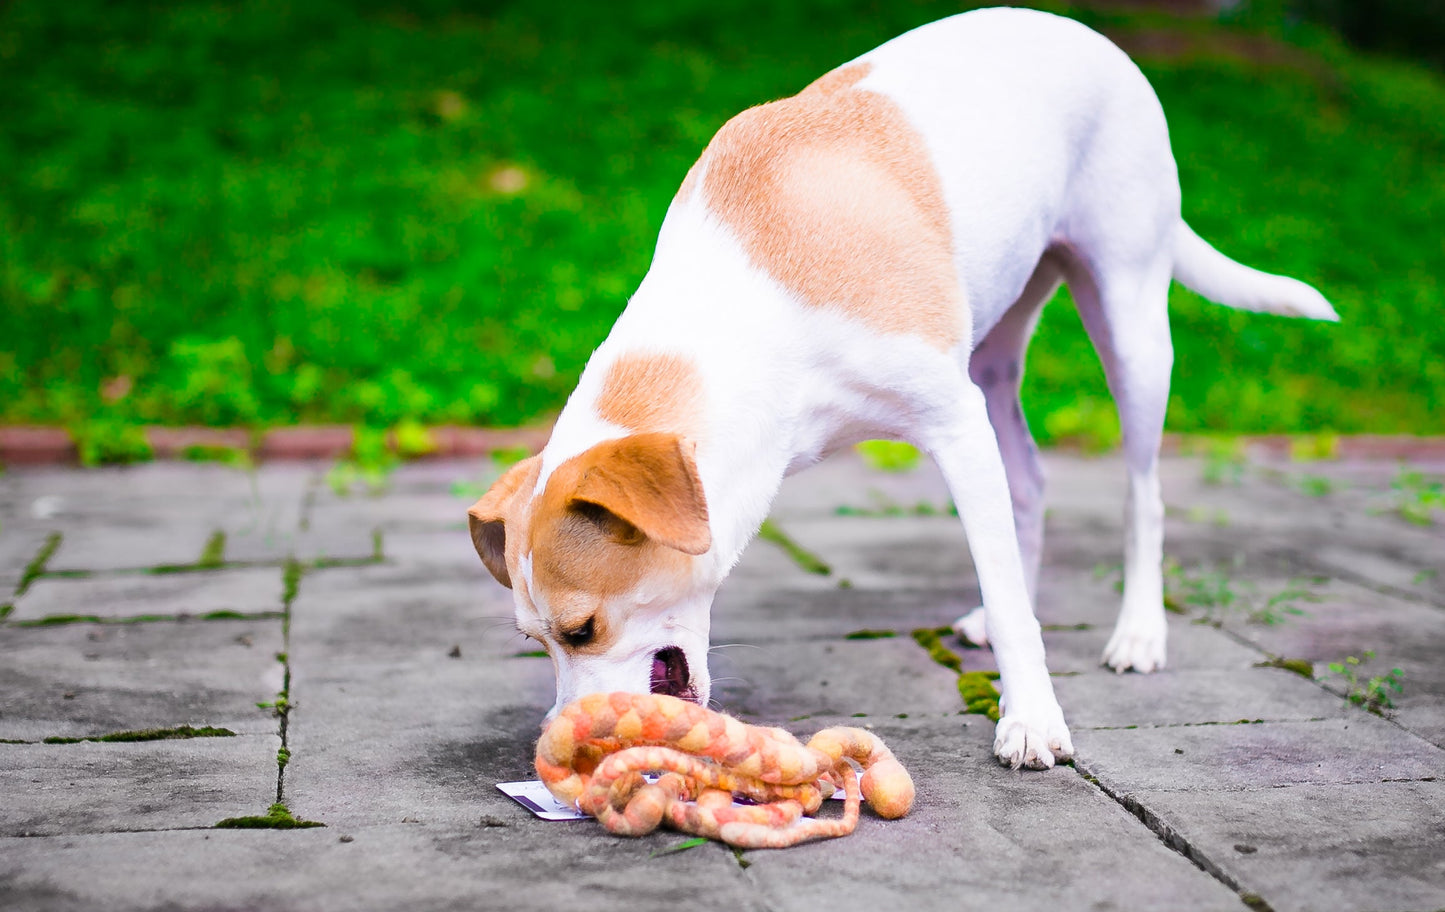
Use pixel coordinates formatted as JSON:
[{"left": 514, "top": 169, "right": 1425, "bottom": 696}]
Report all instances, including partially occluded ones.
[{"left": 1, "top": 0, "right": 1441, "bottom": 444}]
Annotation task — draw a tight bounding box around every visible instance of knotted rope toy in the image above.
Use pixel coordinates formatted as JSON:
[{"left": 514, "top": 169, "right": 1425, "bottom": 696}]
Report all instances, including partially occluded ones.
[{"left": 535, "top": 691, "right": 914, "bottom": 848}]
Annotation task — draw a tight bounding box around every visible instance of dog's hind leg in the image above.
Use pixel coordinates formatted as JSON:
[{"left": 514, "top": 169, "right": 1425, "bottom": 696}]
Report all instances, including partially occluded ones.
[
  {"left": 951, "top": 253, "right": 1063, "bottom": 647},
  {"left": 1064, "top": 250, "right": 1176, "bottom": 673}
]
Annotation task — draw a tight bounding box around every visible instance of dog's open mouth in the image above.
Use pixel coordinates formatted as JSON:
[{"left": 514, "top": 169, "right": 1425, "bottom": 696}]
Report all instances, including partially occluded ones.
[{"left": 650, "top": 647, "right": 697, "bottom": 702}]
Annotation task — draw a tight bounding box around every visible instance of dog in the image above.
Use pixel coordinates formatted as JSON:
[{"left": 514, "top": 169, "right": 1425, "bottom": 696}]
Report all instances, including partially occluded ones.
[{"left": 468, "top": 7, "right": 1336, "bottom": 770}]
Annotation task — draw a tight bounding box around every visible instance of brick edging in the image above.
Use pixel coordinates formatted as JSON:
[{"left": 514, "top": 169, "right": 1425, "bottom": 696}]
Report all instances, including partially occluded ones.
[
  {"left": 3, "top": 425, "right": 1444, "bottom": 466},
  {"left": 0, "top": 424, "right": 555, "bottom": 466}
]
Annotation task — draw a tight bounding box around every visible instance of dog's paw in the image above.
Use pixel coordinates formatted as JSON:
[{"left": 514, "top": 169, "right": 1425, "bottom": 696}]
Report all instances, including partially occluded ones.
[
  {"left": 993, "top": 705, "right": 1073, "bottom": 770},
  {"left": 1101, "top": 617, "right": 1167, "bottom": 673},
  {"left": 951, "top": 606, "right": 989, "bottom": 647}
]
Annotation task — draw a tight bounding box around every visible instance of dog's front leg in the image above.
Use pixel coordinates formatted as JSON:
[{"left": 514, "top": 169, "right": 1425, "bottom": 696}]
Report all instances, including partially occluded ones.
[{"left": 922, "top": 380, "right": 1073, "bottom": 770}]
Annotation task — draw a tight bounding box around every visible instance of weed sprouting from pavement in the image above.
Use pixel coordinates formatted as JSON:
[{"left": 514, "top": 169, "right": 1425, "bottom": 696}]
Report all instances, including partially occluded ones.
[
  {"left": 1389, "top": 468, "right": 1445, "bottom": 526},
  {"left": 1321, "top": 651, "right": 1404, "bottom": 716},
  {"left": 1198, "top": 438, "right": 1247, "bottom": 486},
  {"left": 197, "top": 530, "right": 226, "bottom": 568}
]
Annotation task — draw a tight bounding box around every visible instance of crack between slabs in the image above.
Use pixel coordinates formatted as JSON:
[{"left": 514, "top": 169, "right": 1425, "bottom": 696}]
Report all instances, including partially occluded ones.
[
  {"left": 1288, "top": 550, "right": 1445, "bottom": 613},
  {"left": 1081, "top": 717, "right": 1330, "bottom": 731},
  {"left": 4, "top": 825, "right": 234, "bottom": 839},
  {"left": 274, "top": 557, "right": 301, "bottom": 806},
  {"left": 1071, "top": 761, "right": 1271, "bottom": 911}
]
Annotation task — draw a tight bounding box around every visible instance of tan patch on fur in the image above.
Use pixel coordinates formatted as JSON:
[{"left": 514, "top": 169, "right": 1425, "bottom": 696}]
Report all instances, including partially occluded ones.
[
  {"left": 675, "top": 158, "right": 703, "bottom": 205},
  {"left": 527, "top": 434, "right": 709, "bottom": 653},
  {"left": 698, "top": 61, "right": 962, "bottom": 348},
  {"left": 596, "top": 352, "right": 705, "bottom": 437},
  {"left": 468, "top": 456, "right": 542, "bottom": 589}
]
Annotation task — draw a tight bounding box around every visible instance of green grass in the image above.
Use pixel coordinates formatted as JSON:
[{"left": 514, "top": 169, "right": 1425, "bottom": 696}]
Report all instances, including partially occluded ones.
[{"left": 0, "top": 1, "right": 1441, "bottom": 437}]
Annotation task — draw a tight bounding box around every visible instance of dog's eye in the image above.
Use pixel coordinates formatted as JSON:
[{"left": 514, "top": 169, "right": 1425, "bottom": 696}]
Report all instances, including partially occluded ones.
[{"left": 558, "top": 617, "right": 595, "bottom": 649}]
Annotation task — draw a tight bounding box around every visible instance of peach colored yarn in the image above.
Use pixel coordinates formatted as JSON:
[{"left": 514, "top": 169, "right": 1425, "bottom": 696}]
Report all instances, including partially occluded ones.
[{"left": 535, "top": 692, "right": 914, "bottom": 849}]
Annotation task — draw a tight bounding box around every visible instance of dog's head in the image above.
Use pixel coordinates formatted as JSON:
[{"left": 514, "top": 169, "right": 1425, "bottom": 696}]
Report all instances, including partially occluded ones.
[{"left": 469, "top": 432, "right": 715, "bottom": 715}]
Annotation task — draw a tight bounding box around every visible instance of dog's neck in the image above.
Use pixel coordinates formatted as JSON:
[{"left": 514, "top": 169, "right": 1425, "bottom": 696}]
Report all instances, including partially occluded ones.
[{"left": 536, "top": 205, "right": 818, "bottom": 583}]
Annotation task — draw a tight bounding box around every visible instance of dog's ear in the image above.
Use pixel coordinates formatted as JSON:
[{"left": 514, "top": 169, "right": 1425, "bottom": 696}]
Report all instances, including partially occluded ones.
[
  {"left": 569, "top": 434, "right": 711, "bottom": 556},
  {"left": 468, "top": 455, "right": 541, "bottom": 588}
]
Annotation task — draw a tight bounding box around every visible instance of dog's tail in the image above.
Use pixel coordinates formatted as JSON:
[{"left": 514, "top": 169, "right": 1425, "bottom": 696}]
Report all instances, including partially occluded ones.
[{"left": 1172, "top": 222, "right": 1339, "bottom": 321}]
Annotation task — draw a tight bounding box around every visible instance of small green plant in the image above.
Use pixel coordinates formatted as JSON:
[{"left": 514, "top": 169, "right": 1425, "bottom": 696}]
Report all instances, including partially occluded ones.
[
  {"left": 1389, "top": 468, "right": 1445, "bottom": 526},
  {"left": 181, "top": 444, "right": 253, "bottom": 469},
  {"left": 1153, "top": 557, "right": 1319, "bottom": 625},
  {"left": 392, "top": 419, "right": 437, "bottom": 459},
  {"left": 1040, "top": 397, "right": 1120, "bottom": 454},
  {"left": 1321, "top": 651, "right": 1404, "bottom": 715},
  {"left": 856, "top": 440, "right": 923, "bottom": 473},
  {"left": 72, "top": 420, "right": 153, "bottom": 467},
  {"left": 834, "top": 488, "right": 955, "bottom": 517},
  {"left": 650, "top": 836, "right": 708, "bottom": 857},
  {"left": 1294, "top": 474, "right": 1337, "bottom": 497},
  {"left": 327, "top": 426, "right": 399, "bottom": 496},
  {"left": 196, "top": 530, "right": 226, "bottom": 569},
  {"left": 1198, "top": 437, "right": 1247, "bottom": 486},
  {"left": 451, "top": 447, "right": 537, "bottom": 501},
  {"left": 1289, "top": 432, "right": 1340, "bottom": 462}
]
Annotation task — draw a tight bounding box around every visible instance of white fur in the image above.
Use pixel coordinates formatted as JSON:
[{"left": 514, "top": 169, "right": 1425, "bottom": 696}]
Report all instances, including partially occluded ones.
[{"left": 517, "top": 8, "right": 1333, "bottom": 768}]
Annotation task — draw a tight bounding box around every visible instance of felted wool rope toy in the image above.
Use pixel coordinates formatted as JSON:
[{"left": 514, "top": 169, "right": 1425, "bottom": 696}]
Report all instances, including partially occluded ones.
[{"left": 535, "top": 691, "right": 914, "bottom": 848}]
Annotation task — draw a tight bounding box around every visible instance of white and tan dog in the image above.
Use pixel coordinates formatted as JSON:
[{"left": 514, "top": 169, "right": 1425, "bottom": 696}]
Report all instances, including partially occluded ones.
[{"left": 469, "top": 8, "right": 1336, "bottom": 770}]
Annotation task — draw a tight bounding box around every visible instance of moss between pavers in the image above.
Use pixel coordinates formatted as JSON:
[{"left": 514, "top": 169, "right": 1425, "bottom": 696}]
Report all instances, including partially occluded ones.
[
  {"left": 13, "top": 610, "right": 283, "bottom": 628},
  {"left": 215, "top": 802, "right": 324, "bottom": 830},
  {"left": 40, "top": 725, "right": 236, "bottom": 744},
  {"left": 958, "top": 670, "right": 1002, "bottom": 722},
  {"left": 911, "top": 627, "right": 962, "bottom": 673},
  {"left": 756, "top": 519, "right": 831, "bottom": 576},
  {"left": 1255, "top": 656, "right": 1315, "bottom": 679},
  {"left": 911, "top": 627, "right": 1001, "bottom": 720},
  {"left": 17, "top": 532, "right": 62, "bottom": 596},
  {"left": 844, "top": 629, "right": 896, "bottom": 640}
]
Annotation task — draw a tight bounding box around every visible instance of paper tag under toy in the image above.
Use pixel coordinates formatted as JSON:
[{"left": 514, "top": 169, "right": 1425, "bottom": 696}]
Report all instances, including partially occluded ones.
[{"left": 497, "top": 779, "right": 846, "bottom": 821}]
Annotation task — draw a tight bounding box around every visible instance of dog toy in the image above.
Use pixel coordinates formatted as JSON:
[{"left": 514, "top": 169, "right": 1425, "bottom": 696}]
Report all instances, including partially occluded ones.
[{"left": 535, "top": 691, "right": 914, "bottom": 848}]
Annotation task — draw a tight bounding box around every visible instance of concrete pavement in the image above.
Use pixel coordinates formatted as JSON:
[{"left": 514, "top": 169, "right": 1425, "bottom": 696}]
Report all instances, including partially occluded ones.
[{"left": 1, "top": 446, "right": 1443, "bottom": 911}]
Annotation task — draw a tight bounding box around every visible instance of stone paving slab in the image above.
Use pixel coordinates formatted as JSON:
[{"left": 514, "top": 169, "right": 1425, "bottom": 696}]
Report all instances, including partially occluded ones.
[
  {"left": 1053, "top": 666, "right": 1351, "bottom": 730},
  {"left": 727, "top": 715, "right": 1243, "bottom": 912},
  {"left": 286, "top": 656, "right": 556, "bottom": 830},
  {"left": 711, "top": 583, "right": 971, "bottom": 644},
  {"left": 287, "top": 562, "right": 513, "bottom": 662},
  {"left": 0, "top": 735, "right": 280, "bottom": 837},
  {"left": 1075, "top": 716, "right": 1445, "bottom": 792},
  {"left": 0, "top": 619, "right": 284, "bottom": 740},
  {"left": 0, "top": 824, "right": 760, "bottom": 912},
  {"left": 708, "top": 635, "right": 965, "bottom": 720},
  {"left": 11, "top": 566, "right": 285, "bottom": 623},
  {"left": 1133, "top": 780, "right": 1445, "bottom": 912}
]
